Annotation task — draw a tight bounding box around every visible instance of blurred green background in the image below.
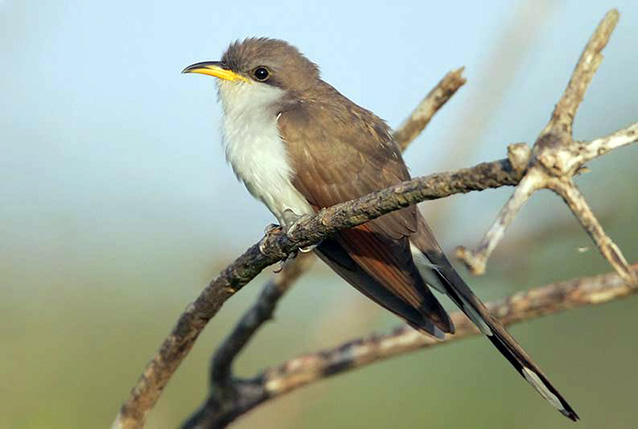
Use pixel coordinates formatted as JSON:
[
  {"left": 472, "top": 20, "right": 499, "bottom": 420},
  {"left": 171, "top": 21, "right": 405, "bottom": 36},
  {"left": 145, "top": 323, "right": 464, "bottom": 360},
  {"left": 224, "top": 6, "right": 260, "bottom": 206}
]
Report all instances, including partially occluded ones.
[{"left": 2, "top": 1, "right": 638, "bottom": 428}]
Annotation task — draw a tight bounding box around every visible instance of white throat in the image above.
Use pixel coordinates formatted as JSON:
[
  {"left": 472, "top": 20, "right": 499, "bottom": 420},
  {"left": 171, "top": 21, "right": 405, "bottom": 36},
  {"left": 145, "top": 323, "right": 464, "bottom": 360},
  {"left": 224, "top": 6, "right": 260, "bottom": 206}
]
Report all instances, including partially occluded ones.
[{"left": 217, "top": 80, "right": 313, "bottom": 226}]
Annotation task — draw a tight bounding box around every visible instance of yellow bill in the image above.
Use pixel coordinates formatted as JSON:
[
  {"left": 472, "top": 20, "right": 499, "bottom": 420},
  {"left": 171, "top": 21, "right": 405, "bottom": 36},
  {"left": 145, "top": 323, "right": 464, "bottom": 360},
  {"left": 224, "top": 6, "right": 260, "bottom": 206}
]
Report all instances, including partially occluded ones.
[{"left": 182, "top": 61, "right": 248, "bottom": 83}]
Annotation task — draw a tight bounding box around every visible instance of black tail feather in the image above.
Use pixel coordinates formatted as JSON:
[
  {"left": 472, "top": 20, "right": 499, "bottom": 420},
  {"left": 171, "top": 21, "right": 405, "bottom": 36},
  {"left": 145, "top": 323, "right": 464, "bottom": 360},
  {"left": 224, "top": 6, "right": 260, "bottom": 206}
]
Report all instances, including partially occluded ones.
[
  {"left": 410, "top": 216, "right": 578, "bottom": 420},
  {"left": 487, "top": 325, "right": 579, "bottom": 421},
  {"left": 439, "top": 267, "right": 579, "bottom": 421}
]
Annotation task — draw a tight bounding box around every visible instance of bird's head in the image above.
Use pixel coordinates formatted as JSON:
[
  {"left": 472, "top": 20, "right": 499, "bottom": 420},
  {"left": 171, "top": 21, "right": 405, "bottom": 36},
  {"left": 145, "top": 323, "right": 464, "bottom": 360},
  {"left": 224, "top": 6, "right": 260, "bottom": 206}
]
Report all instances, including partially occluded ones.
[{"left": 183, "top": 38, "right": 320, "bottom": 112}]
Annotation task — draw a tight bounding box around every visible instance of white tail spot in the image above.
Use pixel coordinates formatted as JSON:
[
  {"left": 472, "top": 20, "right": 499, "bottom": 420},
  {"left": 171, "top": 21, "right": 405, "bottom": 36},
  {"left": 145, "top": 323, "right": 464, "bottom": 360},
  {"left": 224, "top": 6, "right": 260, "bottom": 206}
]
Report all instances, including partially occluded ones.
[{"left": 522, "top": 367, "right": 564, "bottom": 411}]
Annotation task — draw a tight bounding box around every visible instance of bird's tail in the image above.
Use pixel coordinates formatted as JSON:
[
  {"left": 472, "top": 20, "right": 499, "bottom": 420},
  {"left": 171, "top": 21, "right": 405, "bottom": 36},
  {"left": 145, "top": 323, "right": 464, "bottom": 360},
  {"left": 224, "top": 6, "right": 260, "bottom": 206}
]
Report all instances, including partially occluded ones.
[{"left": 437, "top": 265, "right": 579, "bottom": 421}]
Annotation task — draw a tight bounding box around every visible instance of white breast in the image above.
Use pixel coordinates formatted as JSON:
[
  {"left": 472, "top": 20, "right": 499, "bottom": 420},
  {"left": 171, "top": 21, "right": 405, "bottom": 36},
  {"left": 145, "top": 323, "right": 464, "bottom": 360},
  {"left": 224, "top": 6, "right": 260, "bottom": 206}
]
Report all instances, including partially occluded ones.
[{"left": 217, "top": 80, "right": 314, "bottom": 226}]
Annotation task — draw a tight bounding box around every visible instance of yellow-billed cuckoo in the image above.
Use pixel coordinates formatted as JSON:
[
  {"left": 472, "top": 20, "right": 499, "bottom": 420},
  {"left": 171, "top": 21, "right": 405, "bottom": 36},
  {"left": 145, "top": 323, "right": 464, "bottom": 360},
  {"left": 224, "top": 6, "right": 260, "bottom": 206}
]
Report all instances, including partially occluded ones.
[{"left": 183, "top": 38, "right": 578, "bottom": 421}]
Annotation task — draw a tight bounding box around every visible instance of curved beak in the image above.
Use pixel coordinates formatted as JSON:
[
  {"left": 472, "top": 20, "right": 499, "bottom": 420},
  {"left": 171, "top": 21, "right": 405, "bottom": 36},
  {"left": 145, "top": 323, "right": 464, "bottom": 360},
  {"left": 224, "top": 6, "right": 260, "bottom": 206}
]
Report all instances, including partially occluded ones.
[{"left": 181, "top": 61, "right": 248, "bottom": 83}]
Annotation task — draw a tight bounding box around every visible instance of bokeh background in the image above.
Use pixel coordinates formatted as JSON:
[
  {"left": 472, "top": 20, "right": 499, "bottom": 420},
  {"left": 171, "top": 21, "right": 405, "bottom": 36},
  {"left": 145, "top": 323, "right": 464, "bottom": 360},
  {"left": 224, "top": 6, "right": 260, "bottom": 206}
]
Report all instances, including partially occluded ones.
[{"left": 2, "top": 1, "right": 638, "bottom": 428}]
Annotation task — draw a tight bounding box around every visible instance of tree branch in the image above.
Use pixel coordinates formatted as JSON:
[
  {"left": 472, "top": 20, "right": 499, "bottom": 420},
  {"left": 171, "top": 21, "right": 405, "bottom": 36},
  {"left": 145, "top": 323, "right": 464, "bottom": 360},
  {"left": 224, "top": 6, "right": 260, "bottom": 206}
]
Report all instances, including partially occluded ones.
[
  {"left": 548, "top": 178, "right": 634, "bottom": 284},
  {"left": 183, "top": 264, "right": 638, "bottom": 428},
  {"left": 112, "top": 157, "right": 522, "bottom": 429},
  {"left": 572, "top": 122, "right": 638, "bottom": 172},
  {"left": 394, "top": 67, "right": 466, "bottom": 151},
  {"left": 547, "top": 9, "right": 618, "bottom": 136},
  {"left": 456, "top": 10, "right": 638, "bottom": 283}
]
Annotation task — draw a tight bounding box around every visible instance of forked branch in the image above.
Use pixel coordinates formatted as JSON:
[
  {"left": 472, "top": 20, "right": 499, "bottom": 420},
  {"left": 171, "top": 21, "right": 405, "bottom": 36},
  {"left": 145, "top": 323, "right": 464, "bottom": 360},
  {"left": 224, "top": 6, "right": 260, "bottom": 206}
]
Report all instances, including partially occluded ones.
[{"left": 456, "top": 10, "right": 638, "bottom": 285}]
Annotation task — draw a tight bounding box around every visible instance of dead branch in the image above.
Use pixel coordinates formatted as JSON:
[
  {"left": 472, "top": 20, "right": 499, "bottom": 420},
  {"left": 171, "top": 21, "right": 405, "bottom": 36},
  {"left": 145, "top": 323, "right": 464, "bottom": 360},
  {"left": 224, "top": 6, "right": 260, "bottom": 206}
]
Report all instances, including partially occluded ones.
[
  {"left": 456, "top": 10, "right": 638, "bottom": 285},
  {"left": 183, "top": 264, "right": 638, "bottom": 428},
  {"left": 394, "top": 67, "right": 466, "bottom": 151}
]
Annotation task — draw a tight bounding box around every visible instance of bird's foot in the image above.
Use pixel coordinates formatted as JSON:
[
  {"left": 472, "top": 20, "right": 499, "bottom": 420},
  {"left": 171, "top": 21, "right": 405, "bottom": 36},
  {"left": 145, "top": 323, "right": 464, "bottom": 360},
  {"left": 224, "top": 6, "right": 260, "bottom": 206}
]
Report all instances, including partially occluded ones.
[
  {"left": 258, "top": 211, "right": 318, "bottom": 268},
  {"left": 282, "top": 209, "right": 317, "bottom": 253},
  {"left": 259, "top": 223, "right": 283, "bottom": 256},
  {"left": 298, "top": 243, "right": 317, "bottom": 253},
  {"left": 259, "top": 224, "right": 297, "bottom": 272},
  {"left": 264, "top": 223, "right": 282, "bottom": 235},
  {"left": 272, "top": 250, "right": 298, "bottom": 273}
]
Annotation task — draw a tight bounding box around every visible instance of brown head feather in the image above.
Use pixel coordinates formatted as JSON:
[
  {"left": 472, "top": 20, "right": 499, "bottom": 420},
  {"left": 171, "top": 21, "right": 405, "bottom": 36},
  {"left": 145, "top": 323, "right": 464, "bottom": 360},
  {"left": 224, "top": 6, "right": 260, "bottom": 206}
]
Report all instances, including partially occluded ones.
[{"left": 222, "top": 37, "right": 320, "bottom": 92}]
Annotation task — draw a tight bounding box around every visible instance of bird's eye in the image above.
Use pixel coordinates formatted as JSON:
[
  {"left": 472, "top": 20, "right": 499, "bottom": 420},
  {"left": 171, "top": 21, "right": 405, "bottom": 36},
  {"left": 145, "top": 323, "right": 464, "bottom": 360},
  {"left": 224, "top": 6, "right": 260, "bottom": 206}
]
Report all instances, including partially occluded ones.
[{"left": 253, "top": 67, "right": 270, "bottom": 81}]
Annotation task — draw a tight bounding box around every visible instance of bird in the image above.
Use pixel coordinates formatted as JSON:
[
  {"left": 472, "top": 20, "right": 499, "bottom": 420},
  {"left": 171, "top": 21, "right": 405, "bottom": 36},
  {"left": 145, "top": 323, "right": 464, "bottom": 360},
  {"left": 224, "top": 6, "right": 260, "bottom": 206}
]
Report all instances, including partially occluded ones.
[{"left": 183, "top": 37, "right": 578, "bottom": 421}]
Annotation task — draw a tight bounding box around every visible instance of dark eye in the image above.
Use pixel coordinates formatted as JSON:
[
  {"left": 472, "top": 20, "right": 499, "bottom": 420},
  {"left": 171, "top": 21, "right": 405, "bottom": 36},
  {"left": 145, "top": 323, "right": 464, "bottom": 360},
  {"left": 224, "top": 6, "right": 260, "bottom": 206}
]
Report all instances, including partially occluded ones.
[{"left": 253, "top": 67, "right": 270, "bottom": 81}]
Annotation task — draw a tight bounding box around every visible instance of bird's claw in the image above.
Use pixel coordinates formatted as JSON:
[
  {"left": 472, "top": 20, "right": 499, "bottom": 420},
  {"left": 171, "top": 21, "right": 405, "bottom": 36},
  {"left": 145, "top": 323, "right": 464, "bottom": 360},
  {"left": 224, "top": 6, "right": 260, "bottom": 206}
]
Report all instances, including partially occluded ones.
[
  {"left": 258, "top": 238, "right": 269, "bottom": 256},
  {"left": 259, "top": 211, "right": 317, "bottom": 263},
  {"left": 264, "top": 223, "right": 282, "bottom": 235},
  {"left": 272, "top": 250, "right": 298, "bottom": 273},
  {"left": 298, "top": 243, "right": 316, "bottom": 253},
  {"left": 259, "top": 223, "right": 283, "bottom": 256},
  {"left": 282, "top": 209, "right": 318, "bottom": 253},
  {"left": 282, "top": 209, "right": 311, "bottom": 234}
]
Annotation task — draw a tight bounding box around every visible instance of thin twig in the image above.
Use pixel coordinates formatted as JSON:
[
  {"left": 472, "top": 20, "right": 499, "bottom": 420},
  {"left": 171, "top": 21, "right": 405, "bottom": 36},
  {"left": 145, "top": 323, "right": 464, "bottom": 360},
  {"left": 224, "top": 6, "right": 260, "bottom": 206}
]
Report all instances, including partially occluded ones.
[
  {"left": 570, "top": 122, "right": 638, "bottom": 173},
  {"left": 183, "top": 264, "right": 638, "bottom": 428},
  {"left": 548, "top": 178, "right": 634, "bottom": 284},
  {"left": 456, "top": 168, "right": 542, "bottom": 275},
  {"left": 546, "top": 9, "right": 619, "bottom": 135},
  {"left": 394, "top": 68, "right": 466, "bottom": 151}
]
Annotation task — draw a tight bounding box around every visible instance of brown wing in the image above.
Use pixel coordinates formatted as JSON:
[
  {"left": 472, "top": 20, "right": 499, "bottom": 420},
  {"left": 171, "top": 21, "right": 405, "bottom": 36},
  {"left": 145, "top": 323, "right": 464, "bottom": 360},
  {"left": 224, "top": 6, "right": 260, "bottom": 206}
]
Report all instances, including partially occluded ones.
[
  {"left": 315, "top": 235, "right": 450, "bottom": 338},
  {"left": 277, "top": 87, "right": 452, "bottom": 336}
]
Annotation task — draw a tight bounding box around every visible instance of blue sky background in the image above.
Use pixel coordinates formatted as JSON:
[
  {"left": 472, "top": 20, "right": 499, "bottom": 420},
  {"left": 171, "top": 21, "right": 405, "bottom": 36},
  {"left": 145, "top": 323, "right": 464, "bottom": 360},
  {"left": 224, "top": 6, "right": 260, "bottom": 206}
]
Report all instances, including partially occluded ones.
[
  {"left": 2, "top": 0, "right": 637, "bottom": 254},
  {"left": 1, "top": 1, "right": 638, "bottom": 428}
]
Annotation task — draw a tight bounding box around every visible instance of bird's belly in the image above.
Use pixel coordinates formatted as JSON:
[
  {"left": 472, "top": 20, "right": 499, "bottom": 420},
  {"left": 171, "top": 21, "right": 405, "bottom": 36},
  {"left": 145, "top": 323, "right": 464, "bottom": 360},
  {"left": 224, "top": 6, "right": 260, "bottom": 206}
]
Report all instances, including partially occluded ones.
[
  {"left": 241, "top": 163, "right": 314, "bottom": 226},
  {"left": 222, "top": 114, "right": 313, "bottom": 226}
]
